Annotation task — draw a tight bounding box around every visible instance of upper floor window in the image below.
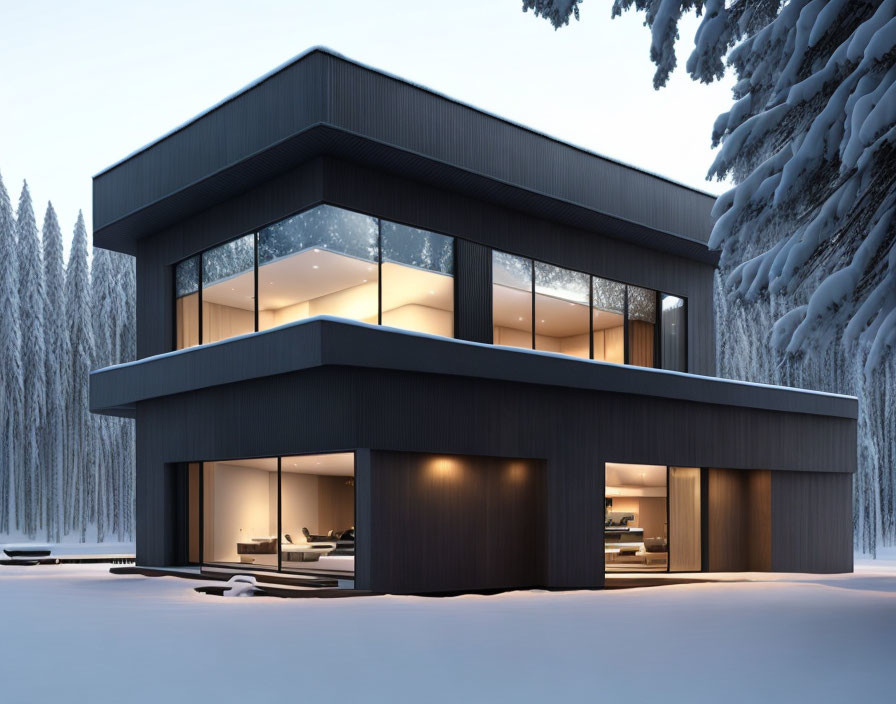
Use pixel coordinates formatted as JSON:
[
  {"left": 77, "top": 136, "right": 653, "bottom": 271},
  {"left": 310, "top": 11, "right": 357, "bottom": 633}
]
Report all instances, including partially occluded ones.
[
  {"left": 174, "top": 204, "right": 455, "bottom": 349},
  {"left": 491, "top": 249, "right": 687, "bottom": 371},
  {"left": 257, "top": 205, "right": 379, "bottom": 330}
]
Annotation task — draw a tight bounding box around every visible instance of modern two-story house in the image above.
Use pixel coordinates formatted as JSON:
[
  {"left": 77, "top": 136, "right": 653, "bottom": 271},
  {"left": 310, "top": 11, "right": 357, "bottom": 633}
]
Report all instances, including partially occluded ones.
[{"left": 89, "top": 48, "right": 857, "bottom": 594}]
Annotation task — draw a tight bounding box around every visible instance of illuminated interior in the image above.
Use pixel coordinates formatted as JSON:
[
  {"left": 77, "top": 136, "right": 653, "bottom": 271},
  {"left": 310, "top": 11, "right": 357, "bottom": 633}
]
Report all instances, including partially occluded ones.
[
  {"left": 174, "top": 204, "right": 455, "bottom": 349},
  {"left": 592, "top": 277, "right": 624, "bottom": 363},
  {"left": 490, "top": 249, "right": 688, "bottom": 369},
  {"left": 202, "top": 234, "right": 256, "bottom": 344},
  {"left": 605, "top": 463, "right": 668, "bottom": 573},
  {"left": 492, "top": 251, "right": 533, "bottom": 349},
  {"left": 534, "top": 261, "right": 590, "bottom": 359},
  {"left": 197, "top": 452, "right": 355, "bottom": 576},
  {"left": 605, "top": 463, "right": 702, "bottom": 573}
]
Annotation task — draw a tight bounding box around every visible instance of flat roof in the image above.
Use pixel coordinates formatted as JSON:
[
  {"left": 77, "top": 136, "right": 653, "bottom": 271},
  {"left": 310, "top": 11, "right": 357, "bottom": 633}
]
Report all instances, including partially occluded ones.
[
  {"left": 93, "top": 48, "right": 717, "bottom": 259},
  {"left": 95, "top": 46, "right": 717, "bottom": 200}
]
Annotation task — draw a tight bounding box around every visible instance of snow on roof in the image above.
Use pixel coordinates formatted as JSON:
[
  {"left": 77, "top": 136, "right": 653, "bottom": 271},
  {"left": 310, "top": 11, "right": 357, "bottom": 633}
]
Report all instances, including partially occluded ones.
[{"left": 93, "top": 46, "right": 718, "bottom": 200}]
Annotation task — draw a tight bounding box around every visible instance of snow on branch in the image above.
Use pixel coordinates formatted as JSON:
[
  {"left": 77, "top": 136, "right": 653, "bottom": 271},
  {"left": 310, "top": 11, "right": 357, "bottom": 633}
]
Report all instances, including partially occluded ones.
[{"left": 525, "top": 0, "right": 896, "bottom": 375}]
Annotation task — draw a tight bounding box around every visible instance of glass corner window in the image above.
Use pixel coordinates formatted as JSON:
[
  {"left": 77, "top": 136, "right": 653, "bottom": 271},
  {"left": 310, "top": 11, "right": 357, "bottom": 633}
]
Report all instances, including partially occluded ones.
[
  {"left": 175, "top": 256, "right": 200, "bottom": 350},
  {"left": 173, "top": 204, "right": 457, "bottom": 351},
  {"left": 257, "top": 205, "right": 379, "bottom": 331},
  {"left": 202, "top": 234, "right": 256, "bottom": 344}
]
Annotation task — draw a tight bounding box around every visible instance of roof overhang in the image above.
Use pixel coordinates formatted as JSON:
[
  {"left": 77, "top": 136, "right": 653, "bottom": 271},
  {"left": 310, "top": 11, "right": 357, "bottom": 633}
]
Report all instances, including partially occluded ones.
[
  {"left": 90, "top": 317, "right": 857, "bottom": 422},
  {"left": 93, "top": 48, "right": 718, "bottom": 263}
]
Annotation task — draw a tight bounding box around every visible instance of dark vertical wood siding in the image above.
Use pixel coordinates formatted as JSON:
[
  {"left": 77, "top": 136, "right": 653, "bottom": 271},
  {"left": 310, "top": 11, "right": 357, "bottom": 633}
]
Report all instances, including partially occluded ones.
[
  {"left": 454, "top": 239, "right": 493, "bottom": 344},
  {"left": 771, "top": 471, "right": 853, "bottom": 573},
  {"left": 137, "top": 157, "right": 716, "bottom": 371},
  {"left": 361, "top": 451, "right": 545, "bottom": 593},
  {"left": 133, "top": 365, "right": 854, "bottom": 588},
  {"left": 95, "top": 50, "right": 714, "bottom": 251}
]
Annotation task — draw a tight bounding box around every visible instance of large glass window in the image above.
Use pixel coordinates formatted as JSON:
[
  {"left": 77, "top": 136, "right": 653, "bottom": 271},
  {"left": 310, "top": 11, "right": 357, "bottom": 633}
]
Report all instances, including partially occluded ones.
[
  {"left": 381, "top": 222, "right": 454, "bottom": 337},
  {"left": 174, "top": 205, "right": 456, "bottom": 348},
  {"left": 605, "top": 463, "right": 668, "bottom": 573},
  {"left": 490, "top": 250, "right": 685, "bottom": 370},
  {"left": 175, "top": 256, "right": 200, "bottom": 350},
  {"left": 592, "top": 277, "right": 624, "bottom": 364},
  {"left": 280, "top": 453, "right": 355, "bottom": 575},
  {"left": 534, "top": 262, "right": 590, "bottom": 358},
  {"left": 202, "top": 234, "right": 256, "bottom": 344},
  {"left": 203, "top": 457, "right": 278, "bottom": 568},
  {"left": 492, "top": 251, "right": 533, "bottom": 349},
  {"left": 198, "top": 453, "right": 355, "bottom": 576},
  {"left": 257, "top": 205, "right": 379, "bottom": 330},
  {"left": 627, "top": 285, "right": 656, "bottom": 368},
  {"left": 661, "top": 294, "right": 687, "bottom": 372}
]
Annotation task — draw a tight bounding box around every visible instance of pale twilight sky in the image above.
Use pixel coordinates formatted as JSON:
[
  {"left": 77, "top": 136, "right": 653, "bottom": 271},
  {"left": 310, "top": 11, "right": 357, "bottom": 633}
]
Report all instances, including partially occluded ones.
[{"left": 0, "top": 1, "right": 734, "bottom": 253}]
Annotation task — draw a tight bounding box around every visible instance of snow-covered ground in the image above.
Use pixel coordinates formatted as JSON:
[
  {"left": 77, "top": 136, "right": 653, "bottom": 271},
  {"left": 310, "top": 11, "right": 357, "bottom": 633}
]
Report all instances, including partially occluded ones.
[{"left": 1, "top": 556, "right": 894, "bottom": 703}]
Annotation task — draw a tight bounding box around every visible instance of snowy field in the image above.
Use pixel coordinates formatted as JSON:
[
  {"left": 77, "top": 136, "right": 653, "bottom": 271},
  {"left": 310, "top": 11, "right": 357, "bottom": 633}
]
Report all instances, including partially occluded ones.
[{"left": 1, "top": 556, "right": 895, "bottom": 703}]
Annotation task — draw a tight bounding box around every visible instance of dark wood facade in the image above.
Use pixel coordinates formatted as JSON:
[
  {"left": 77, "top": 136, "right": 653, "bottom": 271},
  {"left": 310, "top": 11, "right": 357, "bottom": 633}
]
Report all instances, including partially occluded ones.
[{"left": 90, "top": 48, "right": 857, "bottom": 593}]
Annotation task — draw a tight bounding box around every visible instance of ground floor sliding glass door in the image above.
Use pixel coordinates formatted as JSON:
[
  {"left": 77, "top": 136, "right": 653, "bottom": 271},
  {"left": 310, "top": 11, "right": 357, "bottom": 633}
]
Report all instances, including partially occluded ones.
[
  {"left": 186, "top": 452, "right": 356, "bottom": 576},
  {"left": 604, "top": 463, "right": 702, "bottom": 573}
]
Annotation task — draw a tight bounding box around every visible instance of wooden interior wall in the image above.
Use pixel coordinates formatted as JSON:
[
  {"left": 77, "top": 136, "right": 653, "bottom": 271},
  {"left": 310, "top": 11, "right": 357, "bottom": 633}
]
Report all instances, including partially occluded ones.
[
  {"left": 361, "top": 451, "right": 546, "bottom": 593},
  {"left": 669, "top": 467, "right": 701, "bottom": 572},
  {"left": 705, "top": 468, "right": 771, "bottom": 572},
  {"left": 131, "top": 362, "right": 855, "bottom": 584},
  {"left": 628, "top": 320, "right": 655, "bottom": 368}
]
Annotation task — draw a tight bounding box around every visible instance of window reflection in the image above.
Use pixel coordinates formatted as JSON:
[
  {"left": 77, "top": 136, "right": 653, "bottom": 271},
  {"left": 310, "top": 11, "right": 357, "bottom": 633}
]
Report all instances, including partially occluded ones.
[
  {"left": 492, "top": 251, "right": 533, "bottom": 349},
  {"left": 381, "top": 222, "right": 454, "bottom": 337},
  {"left": 257, "top": 205, "right": 379, "bottom": 330},
  {"left": 661, "top": 294, "right": 686, "bottom": 372},
  {"left": 202, "top": 234, "right": 256, "bottom": 344},
  {"left": 592, "top": 277, "right": 624, "bottom": 364},
  {"left": 534, "top": 262, "right": 590, "bottom": 359}
]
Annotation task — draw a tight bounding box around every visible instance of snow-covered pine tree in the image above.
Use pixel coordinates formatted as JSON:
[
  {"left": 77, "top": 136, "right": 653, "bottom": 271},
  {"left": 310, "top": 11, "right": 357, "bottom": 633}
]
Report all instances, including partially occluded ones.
[
  {"left": 523, "top": 0, "right": 896, "bottom": 374},
  {"left": 65, "top": 212, "right": 94, "bottom": 540},
  {"left": 522, "top": 1, "right": 896, "bottom": 551},
  {"left": 41, "top": 203, "right": 68, "bottom": 542},
  {"left": 16, "top": 183, "right": 46, "bottom": 537},
  {"left": 0, "top": 171, "right": 23, "bottom": 535},
  {"left": 90, "top": 247, "right": 121, "bottom": 542}
]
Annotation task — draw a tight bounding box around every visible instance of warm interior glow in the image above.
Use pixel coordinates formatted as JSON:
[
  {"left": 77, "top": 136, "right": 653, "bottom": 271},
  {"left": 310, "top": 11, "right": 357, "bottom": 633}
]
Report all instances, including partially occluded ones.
[
  {"left": 534, "top": 292, "right": 590, "bottom": 358},
  {"left": 493, "top": 284, "right": 532, "bottom": 349},
  {"left": 175, "top": 293, "right": 199, "bottom": 349},
  {"left": 381, "top": 262, "right": 453, "bottom": 337},
  {"left": 203, "top": 453, "right": 355, "bottom": 572},
  {"left": 605, "top": 462, "right": 668, "bottom": 573},
  {"left": 258, "top": 249, "right": 378, "bottom": 330},
  {"left": 202, "top": 269, "right": 255, "bottom": 343}
]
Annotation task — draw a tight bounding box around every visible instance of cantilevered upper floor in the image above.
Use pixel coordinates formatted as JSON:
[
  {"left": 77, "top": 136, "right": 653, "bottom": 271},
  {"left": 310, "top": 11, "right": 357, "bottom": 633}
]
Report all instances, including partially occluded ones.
[{"left": 92, "top": 47, "right": 722, "bottom": 377}]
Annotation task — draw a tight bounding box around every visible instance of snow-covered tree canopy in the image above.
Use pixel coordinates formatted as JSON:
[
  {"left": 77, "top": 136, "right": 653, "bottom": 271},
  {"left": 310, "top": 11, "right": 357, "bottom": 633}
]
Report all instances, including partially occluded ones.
[{"left": 523, "top": 0, "right": 896, "bottom": 376}]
